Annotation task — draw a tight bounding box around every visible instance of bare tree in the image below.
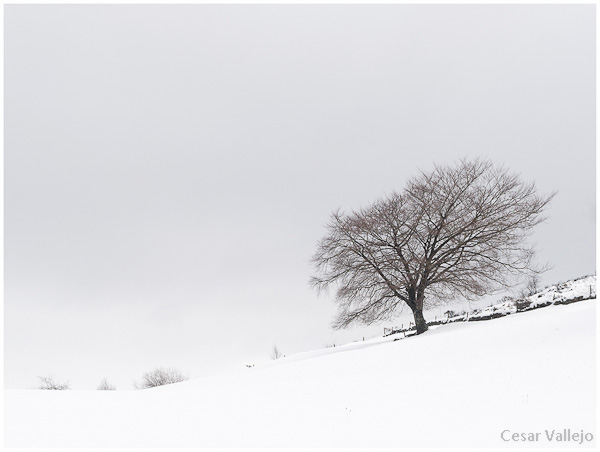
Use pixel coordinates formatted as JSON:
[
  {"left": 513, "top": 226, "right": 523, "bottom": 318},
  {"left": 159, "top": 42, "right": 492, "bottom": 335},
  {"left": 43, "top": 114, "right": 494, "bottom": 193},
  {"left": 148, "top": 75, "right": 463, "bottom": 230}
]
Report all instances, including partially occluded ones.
[
  {"left": 134, "top": 367, "right": 188, "bottom": 389},
  {"left": 311, "top": 158, "right": 554, "bottom": 335},
  {"left": 521, "top": 274, "right": 541, "bottom": 297},
  {"left": 270, "top": 344, "right": 282, "bottom": 360},
  {"left": 37, "top": 375, "right": 70, "bottom": 390},
  {"left": 97, "top": 378, "right": 116, "bottom": 390}
]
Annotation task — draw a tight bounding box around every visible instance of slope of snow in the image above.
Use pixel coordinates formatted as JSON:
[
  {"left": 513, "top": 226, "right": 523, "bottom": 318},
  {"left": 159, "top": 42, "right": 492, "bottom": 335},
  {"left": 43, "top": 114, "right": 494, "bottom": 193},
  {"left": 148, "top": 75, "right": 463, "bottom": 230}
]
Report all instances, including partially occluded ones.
[
  {"left": 527, "top": 274, "right": 596, "bottom": 307},
  {"left": 448, "top": 274, "right": 596, "bottom": 322},
  {"left": 4, "top": 299, "right": 596, "bottom": 448}
]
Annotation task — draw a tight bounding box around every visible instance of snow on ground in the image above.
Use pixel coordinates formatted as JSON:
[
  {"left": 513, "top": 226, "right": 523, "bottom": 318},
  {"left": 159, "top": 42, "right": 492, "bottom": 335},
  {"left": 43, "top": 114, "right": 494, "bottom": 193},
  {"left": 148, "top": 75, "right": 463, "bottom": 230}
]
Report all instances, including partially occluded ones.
[
  {"left": 4, "top": 299, "right": 596, "bottom": 448},
  {"left": 449, "top": 274, "right": 596, "bottom": 322},
  {"left": 527, "top": 274, "right": 596, "bottom": 307}
]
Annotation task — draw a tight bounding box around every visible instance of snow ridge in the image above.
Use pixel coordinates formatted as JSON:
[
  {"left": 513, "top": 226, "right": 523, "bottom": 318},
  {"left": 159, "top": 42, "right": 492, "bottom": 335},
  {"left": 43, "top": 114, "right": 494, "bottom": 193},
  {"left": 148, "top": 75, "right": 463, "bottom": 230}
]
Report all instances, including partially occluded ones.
[{"left": 385, "top": 274, "right": 596, "bottom": 336}]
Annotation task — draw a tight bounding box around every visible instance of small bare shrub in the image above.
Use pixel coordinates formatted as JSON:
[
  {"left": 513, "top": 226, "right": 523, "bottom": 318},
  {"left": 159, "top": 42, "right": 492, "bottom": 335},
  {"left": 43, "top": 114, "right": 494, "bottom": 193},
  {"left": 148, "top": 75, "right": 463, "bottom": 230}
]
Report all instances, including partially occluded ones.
[
  {"left": 444, "top": 310, "right": 456, "bottom": 319},
  {"left": 270, "top": 344, "right": 283, "bottom": 360},
  {"left": 97, "top": 378, "right": 116, "bottom": 390},
  {"left": 520, "top": 275, "right": 541, "bottom": 298},
  {"left": 37, "top": 375, "right": 70, "bottom": 390},
  {"left": 135, "top": 367, "right": 188, "bottom": 389}
]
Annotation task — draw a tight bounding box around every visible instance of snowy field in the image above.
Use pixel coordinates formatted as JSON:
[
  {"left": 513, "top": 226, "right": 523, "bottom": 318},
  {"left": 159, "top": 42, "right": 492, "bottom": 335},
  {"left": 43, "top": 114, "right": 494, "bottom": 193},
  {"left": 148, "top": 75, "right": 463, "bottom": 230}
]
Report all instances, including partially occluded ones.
[
  {"left": 473, "top": 274, "right": 597, "bottom": 317},
  {"left": 4, "top": 298, "right": 596, "bottom": 448}
]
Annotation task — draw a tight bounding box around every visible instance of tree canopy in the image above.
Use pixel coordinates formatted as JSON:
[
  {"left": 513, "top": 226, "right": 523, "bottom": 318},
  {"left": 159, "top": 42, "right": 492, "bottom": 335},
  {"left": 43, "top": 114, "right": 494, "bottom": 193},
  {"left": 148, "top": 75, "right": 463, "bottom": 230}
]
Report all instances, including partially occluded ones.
[{"left": 311, "top": 158, "right": 555, "bottom": 334}]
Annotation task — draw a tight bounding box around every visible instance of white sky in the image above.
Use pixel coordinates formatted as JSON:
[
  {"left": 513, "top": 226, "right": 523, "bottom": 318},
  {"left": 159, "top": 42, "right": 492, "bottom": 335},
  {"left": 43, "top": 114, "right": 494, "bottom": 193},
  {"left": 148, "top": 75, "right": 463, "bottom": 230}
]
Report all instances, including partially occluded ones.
[{"left": 4, "top": 4, "right": 595, "bottom": 389}]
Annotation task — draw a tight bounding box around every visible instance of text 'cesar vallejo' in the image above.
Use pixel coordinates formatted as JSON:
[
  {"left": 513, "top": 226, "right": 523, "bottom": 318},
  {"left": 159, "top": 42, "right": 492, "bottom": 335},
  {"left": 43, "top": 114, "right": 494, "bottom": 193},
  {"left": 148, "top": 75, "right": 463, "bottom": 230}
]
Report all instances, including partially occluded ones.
[{"left": 501, "top": 429, "right": 594, "bottom": 445}]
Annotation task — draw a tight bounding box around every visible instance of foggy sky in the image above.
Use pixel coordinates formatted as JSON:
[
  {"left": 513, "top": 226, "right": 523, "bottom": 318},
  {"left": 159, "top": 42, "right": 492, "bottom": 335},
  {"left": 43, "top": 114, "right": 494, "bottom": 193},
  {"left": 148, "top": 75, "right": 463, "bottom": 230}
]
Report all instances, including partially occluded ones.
[{"left": 4, "top": 4, "right": 595, "bottom": 389}]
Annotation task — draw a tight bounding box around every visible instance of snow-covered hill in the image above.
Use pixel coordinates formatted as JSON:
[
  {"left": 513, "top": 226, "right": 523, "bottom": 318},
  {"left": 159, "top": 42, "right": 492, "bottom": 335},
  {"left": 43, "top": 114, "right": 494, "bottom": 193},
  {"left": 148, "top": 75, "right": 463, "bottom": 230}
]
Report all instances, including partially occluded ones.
[
  {"left": 383, "top": 274, "right": 597, "bottom": 335},
  {"left": 455, "top": 274, "right": 596, "bottom": 321},
  {"left": 4, "top": 296, "right": 595, "bottom": 448}
]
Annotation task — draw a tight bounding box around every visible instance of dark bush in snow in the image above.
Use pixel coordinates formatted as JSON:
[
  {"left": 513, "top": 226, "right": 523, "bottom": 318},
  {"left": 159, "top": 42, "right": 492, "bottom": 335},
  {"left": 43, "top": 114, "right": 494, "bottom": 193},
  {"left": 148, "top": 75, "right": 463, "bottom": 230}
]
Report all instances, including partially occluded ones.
[
  {"left": 37, "top": 375, "right": 70, "bottom": 390},
  {"left": 515, "top": 299, "right": 532, "bottom": 311},
  {"left": 97, "top": 378, "right": 116, "bottom": 390},
  {"left": 135, "top": 367, "right": 188, "bottom": 389}
]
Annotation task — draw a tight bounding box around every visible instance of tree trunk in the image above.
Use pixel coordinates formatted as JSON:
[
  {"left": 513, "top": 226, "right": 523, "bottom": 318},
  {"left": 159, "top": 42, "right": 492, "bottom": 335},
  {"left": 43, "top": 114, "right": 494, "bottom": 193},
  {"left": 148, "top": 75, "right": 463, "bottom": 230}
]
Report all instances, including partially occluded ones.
[
  {"left": 406, "top": 286, "right": 429, "bottom": 334},
  {"left": 412, "top": 309, "right": 429, "bottom": 334}
]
